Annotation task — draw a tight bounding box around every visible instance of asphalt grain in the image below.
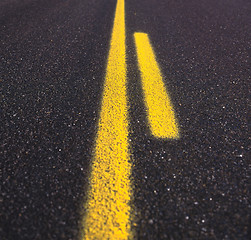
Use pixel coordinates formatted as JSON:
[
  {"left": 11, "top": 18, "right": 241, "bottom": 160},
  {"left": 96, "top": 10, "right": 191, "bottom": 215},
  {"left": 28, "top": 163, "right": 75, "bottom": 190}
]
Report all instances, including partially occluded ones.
[{"left": 0, "top": 0, "right": 250, "bottom": 239}]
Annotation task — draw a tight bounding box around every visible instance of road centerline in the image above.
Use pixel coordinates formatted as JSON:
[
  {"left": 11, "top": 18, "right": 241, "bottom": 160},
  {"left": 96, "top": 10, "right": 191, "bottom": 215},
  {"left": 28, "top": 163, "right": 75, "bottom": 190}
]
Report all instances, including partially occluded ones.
[
  {"left": 82, "top": 0, "right": 132, "bottom": 239},
  {"left": 134, "top": 32, "right": 179, "bottom": 139}
]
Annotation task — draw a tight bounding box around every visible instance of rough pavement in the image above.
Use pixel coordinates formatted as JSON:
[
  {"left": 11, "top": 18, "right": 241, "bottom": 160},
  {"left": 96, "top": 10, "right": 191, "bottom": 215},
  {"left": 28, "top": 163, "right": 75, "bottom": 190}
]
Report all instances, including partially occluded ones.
[{"left": 0, "top": 0, "right": 250, "bottom": 239}]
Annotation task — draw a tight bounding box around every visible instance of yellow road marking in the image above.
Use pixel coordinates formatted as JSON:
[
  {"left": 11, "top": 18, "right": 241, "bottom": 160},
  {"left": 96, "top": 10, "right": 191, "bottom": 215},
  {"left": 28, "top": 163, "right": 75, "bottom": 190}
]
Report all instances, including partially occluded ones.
[
  {"left": 83, "top": 0, "right": 132, "bottom": 239},
  {"left": 134, "top": 33, "right": 179, "bottom": 139}
]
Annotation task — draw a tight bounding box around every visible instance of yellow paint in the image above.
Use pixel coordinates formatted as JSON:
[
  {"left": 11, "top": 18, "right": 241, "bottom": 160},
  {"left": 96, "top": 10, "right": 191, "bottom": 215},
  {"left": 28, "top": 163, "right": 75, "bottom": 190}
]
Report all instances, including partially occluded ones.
[
  {"left": 83, "top": 0, "right": 132, "bottom": 239},
  {"left": 134, "top": 33, "right": 179, "bottom": 139}
]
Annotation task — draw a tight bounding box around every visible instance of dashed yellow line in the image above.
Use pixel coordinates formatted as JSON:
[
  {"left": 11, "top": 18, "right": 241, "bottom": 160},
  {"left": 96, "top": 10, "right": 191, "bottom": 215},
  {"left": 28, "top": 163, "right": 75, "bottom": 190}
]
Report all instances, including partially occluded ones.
[
  {"left": 82, "top": 0, "right": 132, "bottom": 239},
  {"left": 134, "top": 32, "right": 179, "bottom": 139}
]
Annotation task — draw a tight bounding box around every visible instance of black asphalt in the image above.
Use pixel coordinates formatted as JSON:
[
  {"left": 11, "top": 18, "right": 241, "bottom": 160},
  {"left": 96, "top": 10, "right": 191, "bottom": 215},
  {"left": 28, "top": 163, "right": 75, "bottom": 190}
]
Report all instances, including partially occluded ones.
[{"left": 0, "top": 0, "right": 250, "bottom": 239}]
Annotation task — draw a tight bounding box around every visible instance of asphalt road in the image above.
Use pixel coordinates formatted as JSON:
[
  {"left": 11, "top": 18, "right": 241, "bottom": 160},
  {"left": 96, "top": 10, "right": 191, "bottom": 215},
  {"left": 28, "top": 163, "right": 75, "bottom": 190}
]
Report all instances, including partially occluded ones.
[{"left": 0, "top": 0, "right": 250, "bottom": 239}]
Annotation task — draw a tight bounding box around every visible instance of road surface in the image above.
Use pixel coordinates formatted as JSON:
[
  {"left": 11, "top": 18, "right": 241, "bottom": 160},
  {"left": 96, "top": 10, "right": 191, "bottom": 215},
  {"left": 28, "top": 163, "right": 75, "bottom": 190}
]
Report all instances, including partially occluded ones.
[{"left": 0, "top": 0, "right": 250, "bottom": 239}]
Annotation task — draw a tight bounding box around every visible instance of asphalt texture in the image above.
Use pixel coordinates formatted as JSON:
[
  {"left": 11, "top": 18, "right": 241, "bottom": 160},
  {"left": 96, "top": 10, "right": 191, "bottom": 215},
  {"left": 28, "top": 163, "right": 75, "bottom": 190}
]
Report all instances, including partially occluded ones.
[{"left": 0, "top": 0, "right": 250, "bottom": 239}]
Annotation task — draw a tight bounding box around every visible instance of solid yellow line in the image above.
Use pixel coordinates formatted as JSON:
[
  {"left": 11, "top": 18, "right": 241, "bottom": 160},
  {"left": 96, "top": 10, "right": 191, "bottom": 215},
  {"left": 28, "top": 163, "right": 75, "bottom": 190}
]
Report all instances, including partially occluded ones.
[
  {"left": 134, "top": 32, "right": 179, "bottom": 139},
  {"left": 83, "top": 0, "right": 132, "bottom": 240}
]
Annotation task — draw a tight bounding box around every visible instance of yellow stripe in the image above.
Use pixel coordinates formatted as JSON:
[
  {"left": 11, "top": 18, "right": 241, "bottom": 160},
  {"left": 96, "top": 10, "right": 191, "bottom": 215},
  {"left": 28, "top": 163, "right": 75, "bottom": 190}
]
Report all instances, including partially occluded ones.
[
  {"left": 134, "top": 32, "right": 179, "bottom": 139},
  {"left": 83, "top": 0, "right": 132, "bottom": 239}
]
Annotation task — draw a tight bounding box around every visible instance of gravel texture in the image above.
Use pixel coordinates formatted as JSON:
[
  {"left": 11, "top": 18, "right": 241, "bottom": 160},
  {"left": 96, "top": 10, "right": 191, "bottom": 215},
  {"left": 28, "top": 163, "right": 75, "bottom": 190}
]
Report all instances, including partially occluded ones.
[{"left": 1, "top": 0, "right": 250, "bottom": 239}]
